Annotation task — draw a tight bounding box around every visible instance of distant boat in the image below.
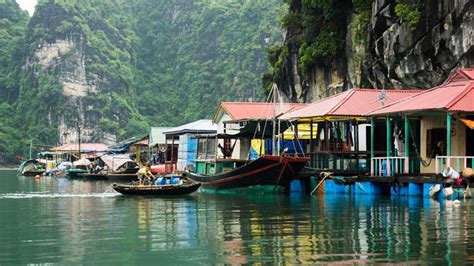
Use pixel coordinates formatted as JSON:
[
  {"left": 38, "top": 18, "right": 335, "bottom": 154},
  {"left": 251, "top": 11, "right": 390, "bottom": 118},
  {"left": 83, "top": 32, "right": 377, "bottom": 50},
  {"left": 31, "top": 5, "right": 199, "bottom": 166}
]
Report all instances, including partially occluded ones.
[
  {"left": 17, "top": 159, "right": 45, "bottom": 176},
  {"left": 112, "top": 181, "right": 201, "bottom": 196},
  {"left": 66, "top": 154, "right": 139, "bottom": 180},
  {"left": 184, "top": 155, "right": 309, "bottom": 190}
]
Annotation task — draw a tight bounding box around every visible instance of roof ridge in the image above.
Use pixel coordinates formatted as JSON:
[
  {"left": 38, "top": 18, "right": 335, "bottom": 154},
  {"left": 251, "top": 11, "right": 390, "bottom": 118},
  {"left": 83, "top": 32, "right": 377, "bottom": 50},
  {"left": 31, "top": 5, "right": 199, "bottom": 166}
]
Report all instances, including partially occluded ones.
[
  {"left": 446, "top": 82, "right": 474, "bottom": 110},
  {"left": 353, "top": 88, "right": 424, "bottom": 92},
  {"left": 367, "top": 89, "right": 433, "bottom": 115},
  {"left": 328, "top": 89, "right": 356, "bottom": 114}
]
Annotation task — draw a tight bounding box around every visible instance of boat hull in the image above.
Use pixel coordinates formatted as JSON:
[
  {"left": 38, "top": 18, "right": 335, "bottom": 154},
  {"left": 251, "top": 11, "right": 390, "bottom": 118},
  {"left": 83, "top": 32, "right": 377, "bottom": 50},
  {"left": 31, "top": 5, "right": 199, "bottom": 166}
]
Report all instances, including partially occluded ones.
[
  {"left": 75, "top": 173, "right": 138, "bottom": 181},
  {"left": 112, "top": 182, "right": 201, "bottom": 196},
  {"left": 184, "top": 155, "right": 309, "bottom": 190},
  {"left": 21, "top": 170, "right": 45, "bottom": 176}
]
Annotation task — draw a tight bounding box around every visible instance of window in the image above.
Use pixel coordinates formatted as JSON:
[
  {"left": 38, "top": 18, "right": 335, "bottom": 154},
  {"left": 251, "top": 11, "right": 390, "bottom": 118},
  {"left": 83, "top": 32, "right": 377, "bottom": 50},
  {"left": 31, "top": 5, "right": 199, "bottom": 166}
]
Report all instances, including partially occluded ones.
[
  {"left": 426, "top": 128, "right": 446, "bottom": 158},
  {"left": 197, "top": 138, "right": 216, "bottom": 160}
]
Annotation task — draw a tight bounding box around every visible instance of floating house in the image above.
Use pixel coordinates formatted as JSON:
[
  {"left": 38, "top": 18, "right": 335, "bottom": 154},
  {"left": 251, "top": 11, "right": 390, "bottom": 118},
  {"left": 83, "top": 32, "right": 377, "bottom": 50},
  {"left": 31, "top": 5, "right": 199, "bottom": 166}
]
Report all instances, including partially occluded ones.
[
  {"left": 280, "top": 88, "right": 422, "bottom": 176},
  {"left": 369, "top": 68, "right": 474, "bottom": 178},
  {"left": 107, "top": 135, "right": 149, "bottom": 165},
  {"left": 212, "top": 102, "right": 305, "bottom": 160},
  {"left": 163, "top": 119, "right": 217, "bottom": 172}
]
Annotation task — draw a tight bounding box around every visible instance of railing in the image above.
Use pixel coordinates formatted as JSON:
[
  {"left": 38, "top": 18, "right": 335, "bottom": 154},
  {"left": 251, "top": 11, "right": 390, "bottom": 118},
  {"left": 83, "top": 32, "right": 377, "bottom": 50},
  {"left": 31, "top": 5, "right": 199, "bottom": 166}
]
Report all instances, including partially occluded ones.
[
  {"left": 307, "top": 151, "right": 372, "bottom": 175},
  {"left": 371, "top": 156, "right": 409, "bottom": 177},
  {"left": 435, "top": 156, "right": 474, "bottom": 175}
]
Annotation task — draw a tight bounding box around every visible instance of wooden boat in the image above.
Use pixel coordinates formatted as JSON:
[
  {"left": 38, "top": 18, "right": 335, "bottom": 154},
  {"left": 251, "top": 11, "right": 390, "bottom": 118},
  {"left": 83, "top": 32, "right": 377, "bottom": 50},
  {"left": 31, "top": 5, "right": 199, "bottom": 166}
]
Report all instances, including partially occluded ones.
[
  {"left": 75, "top": 172, "right": 138, "bottom": 181},
  {"left": 112, "top": 181, "right": 201, "bottom": 196},
  {"left": 18, "top": 159, "right": 45, "bottom": 176},
  {"left": 64, "top": 168, "right": 89, "bottom": 178},
  {"left": 184, "top": 155, "right": 309, "bottom": 190}
]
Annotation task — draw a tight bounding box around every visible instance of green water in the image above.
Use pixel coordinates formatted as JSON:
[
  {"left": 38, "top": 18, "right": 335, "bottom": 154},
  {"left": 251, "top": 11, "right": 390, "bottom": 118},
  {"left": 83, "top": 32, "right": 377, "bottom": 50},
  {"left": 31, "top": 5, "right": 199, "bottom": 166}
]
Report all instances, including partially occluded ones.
[{"left": 1, "top": 170, "right": 473, "bottom": 264}]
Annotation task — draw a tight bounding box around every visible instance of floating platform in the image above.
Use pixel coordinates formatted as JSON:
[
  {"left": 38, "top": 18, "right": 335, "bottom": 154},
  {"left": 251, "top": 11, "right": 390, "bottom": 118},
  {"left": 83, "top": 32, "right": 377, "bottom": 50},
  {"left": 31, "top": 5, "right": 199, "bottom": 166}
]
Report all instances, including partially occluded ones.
[{"left": 302, "top": 174, "right": 473, "bottom": 200}]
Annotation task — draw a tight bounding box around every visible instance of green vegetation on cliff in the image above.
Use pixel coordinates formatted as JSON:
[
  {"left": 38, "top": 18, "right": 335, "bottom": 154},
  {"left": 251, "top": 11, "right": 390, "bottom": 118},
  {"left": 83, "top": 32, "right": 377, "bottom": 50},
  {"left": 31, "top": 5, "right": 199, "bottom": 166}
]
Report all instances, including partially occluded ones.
[
  {"left": 263, "top": 0, "right": 371, "bottom": 98},
  {"left": 0, "top": 0, "right": 285, "bottom": 163}
]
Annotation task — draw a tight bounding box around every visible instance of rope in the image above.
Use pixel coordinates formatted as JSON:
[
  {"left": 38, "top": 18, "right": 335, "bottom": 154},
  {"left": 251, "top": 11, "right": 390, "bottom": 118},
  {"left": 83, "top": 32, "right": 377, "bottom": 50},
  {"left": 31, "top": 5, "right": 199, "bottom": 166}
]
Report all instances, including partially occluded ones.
[
  {"left": 245, "top": 87, "right": 274, "bottom": 161},
  {"left": 407, "top": 119, "right": 434, "bottom": 167}
]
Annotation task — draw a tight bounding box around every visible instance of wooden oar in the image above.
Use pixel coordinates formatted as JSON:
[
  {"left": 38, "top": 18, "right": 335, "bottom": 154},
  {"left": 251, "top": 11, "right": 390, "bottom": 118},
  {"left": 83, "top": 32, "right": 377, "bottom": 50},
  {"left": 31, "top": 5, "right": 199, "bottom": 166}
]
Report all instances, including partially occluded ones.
[{"left": 311, "top": 172, "right": 331, "bottom": 195}]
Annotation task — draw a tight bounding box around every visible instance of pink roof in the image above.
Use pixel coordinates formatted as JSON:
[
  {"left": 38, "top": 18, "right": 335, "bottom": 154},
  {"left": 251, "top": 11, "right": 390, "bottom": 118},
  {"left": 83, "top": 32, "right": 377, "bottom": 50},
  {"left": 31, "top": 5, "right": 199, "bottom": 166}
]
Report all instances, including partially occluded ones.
[
  {"left": 370, "top": 68, "right": 474, "bottom": 115},
  {"left": 213, "top": 102, "right": 306, "bottom": 122},
  {"left": 51, "top": 143, "right": 109, "bottom": 152},
  {"left": 281, "top": 88, "right": 422, "bottom": 119}
]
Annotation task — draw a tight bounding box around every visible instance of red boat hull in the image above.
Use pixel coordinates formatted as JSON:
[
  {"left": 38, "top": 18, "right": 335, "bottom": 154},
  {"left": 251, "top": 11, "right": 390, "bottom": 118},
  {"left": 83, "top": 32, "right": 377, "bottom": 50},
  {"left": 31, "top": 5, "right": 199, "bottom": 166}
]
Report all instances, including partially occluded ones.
[{"left": 184, "top": 155, "right": 309, "bottom": 190}]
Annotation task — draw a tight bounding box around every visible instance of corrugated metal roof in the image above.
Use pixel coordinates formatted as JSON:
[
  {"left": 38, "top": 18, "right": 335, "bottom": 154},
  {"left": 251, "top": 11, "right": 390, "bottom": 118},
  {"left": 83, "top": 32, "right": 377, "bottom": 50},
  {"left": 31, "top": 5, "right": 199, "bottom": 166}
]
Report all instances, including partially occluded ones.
[
  {"left": 149, "top": 127, "right": 171, "bottom": 145},
  {"left": 213, "top": 102, "right": 305, "bottom": 122},
  {"left": 281, "top": 88, "right": 422, "bottom": 119},
  {"left": 370, "top": 68, "right": 474, "bottom": 115},
  {"left": 163, "top": 119, "right": 217, "bottom": 136},
  {"left": 51, "top": 143, "right": 108, "bottom": 152}
]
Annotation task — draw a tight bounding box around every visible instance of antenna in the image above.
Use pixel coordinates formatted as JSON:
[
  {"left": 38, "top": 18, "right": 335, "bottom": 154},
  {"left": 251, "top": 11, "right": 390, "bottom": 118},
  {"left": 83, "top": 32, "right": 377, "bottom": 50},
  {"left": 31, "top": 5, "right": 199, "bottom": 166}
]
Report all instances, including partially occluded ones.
[{"left": 378, "top": 89, "right": 387, "bottom": 106}]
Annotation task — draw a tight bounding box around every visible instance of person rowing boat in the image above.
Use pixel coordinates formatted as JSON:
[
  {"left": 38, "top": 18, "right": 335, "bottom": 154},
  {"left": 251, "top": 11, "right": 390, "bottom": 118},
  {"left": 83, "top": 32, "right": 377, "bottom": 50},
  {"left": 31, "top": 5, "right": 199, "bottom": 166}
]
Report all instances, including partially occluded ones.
[{"left": 137, "top": 163, "right": 155, "bottom": 186}]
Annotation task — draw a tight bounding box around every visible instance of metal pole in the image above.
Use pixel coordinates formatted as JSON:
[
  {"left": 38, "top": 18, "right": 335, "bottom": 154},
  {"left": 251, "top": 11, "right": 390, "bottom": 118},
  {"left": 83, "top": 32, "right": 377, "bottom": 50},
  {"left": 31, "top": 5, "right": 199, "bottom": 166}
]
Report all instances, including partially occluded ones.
[
  {"left": 29, "top": 139, "right": 32, "bottom": 159},
  {"left": 77, "top": 123, "right": 81, "bottom": 160}
]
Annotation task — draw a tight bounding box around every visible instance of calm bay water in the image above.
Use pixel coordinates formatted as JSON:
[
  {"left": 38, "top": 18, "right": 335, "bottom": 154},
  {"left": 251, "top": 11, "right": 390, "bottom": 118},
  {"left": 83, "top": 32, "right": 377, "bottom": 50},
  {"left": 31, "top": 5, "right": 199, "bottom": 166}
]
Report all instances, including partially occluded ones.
[{"left": 1, "top": 170, "right": 474, "bottom": 264}]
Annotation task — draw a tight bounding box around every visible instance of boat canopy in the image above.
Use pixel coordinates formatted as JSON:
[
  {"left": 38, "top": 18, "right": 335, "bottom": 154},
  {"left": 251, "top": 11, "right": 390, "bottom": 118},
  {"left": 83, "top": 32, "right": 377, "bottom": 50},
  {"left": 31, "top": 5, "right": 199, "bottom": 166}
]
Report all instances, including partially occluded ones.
[{"left": 100, "top": 154, "right": 137, "bottom": 172}]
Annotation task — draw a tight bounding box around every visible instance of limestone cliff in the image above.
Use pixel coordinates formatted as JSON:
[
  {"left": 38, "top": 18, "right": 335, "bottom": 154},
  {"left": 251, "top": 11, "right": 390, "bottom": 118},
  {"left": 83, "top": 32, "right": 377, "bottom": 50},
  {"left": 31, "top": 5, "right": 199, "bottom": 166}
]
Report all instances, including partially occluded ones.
[{"left": 271, "top": 0, "right": 473, "bottom": 102}]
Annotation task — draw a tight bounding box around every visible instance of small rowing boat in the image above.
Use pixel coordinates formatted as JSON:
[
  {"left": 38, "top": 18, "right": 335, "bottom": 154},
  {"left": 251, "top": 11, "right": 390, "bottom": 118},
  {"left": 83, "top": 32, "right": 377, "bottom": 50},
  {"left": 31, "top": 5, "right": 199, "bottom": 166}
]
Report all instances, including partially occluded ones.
[{"left": 112, "top": 181, "right": 201, "bottom": 196}]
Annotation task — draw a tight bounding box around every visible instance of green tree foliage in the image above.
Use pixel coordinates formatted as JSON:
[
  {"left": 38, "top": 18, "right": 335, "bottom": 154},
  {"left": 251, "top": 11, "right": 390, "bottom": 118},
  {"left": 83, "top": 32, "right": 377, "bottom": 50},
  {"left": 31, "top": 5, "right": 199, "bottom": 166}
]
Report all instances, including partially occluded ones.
[
  {"left": 395, "top": 3, "right": 420, "bottom": 29},
  {"left": 0, "top": 0, "right": 285, "bottom": 163},
  {"left": 265, "top": 0, "right": 372, "bottom": 88},
  {"left": 0, "top": 0, "right": 28, "bottom": 103}
]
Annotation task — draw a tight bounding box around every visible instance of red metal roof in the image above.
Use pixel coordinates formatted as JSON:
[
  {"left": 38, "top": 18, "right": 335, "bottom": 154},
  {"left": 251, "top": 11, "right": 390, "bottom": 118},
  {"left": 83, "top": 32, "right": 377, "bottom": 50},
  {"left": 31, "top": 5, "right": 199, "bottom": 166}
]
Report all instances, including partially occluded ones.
[
  {"left": 370, "top": 68, "right": 474, "bottom": 115},
  {"left": 51, "top": 143, "right": 109, "bottom": 152},
  {"left": 280, "top": 88, "right": 422, "bottom": 119},
  {"left": 213, "top": 102, "right": 305, "bottom": 122}
]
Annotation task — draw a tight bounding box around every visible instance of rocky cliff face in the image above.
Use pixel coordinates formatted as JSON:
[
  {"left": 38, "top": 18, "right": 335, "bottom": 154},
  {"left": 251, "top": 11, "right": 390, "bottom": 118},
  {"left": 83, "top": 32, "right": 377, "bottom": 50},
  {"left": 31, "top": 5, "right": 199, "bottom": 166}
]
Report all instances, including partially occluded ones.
[{"left": 273, "top": 0, "right": 473, "bottom": 102}]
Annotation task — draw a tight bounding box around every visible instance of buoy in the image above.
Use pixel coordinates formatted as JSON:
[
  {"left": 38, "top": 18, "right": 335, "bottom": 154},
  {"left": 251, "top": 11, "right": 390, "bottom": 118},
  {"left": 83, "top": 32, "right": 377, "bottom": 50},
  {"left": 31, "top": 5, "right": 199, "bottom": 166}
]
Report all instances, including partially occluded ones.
[{"left": 35, "top": 175, "right": 41, "bottom": 180}]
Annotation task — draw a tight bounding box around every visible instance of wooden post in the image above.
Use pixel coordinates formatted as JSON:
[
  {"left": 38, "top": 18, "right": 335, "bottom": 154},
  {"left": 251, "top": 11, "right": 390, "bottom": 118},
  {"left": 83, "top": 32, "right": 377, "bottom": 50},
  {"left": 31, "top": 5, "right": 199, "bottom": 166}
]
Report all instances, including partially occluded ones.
[
  {"left": 386, "top": 117, "right": 391, "bottom": 156},
  {"left": 354, "top": 120, "right": 359, "bottom": 170},
  {"left": 404, "top": 116, "right": 409, "bottom": 173},
  {"left": 404, "top": 116, "right": 409, "bottom": 156},
  {"left": 294, "top": 120, "right": 299, "bottom": 154},
  {"left": 171, "top": 136, "right": 175, "bottom": 163},
  {"left": 325, "top": 121, "right": 330, "bottom": 168},
  {"left": 136, "top": 144, "right": 140, "bottom": 165},
  {"left": 354, "top": 120, "right": 359, "bottom": 152},
  {"left": 325, "top": 121, "right": 329, "bottom": 151},
  {"left": 310, "top": 119, "right": 314, "bottom": 153},
  {"left": 447, "top": 112, "right": 452, "bottom": 157},
  {"left": 370, "top": 118, "right": 375, "bottom": 175}
]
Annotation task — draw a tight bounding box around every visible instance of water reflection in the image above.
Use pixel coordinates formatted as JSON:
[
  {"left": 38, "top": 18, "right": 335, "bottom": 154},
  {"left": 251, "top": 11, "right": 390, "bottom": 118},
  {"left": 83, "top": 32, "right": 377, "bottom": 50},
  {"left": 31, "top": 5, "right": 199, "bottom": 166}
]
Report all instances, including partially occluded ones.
[{"left": 1, "top": 170, "right": 474, "bottom": 264}]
